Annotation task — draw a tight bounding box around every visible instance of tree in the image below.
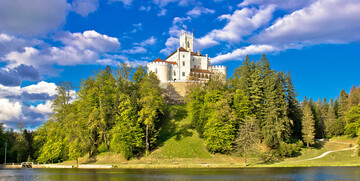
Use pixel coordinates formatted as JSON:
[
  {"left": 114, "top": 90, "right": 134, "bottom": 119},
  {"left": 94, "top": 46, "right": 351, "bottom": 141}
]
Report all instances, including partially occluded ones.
[
  {"left": 344, "top": 104, "right": 360, "bottom": 137},
  {"left": 235, "top": 116, "right": 259, "bottom": 167},
  {"left": 138, "top": 72, "right": 164, "bottom": 155},
  {"left": 302, "top": 101, "right": 316, "bottom": 148},
  {"left": 285, "top": 71, "right": 302, "bottom": 139},
  {"left": 110, "top": 94, "right": 144, "bottom": 159},
  {"left": 204, "top": 98, "right": 236, "bottom": 153}
]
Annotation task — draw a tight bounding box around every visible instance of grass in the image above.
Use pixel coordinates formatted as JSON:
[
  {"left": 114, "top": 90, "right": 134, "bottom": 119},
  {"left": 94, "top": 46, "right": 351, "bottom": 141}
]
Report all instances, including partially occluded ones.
[{"left": 61, "top": 105, "right": 360, "bottom": 168}]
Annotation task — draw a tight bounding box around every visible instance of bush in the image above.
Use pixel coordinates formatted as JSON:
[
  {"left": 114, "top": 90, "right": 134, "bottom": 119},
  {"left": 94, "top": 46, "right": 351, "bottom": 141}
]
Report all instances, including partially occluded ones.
[
  {"left": 98, "top": 142, "right": 109, "bottom": 153},
  {"left": 278, "top": 141, "right": 303, "bottom": 157}
]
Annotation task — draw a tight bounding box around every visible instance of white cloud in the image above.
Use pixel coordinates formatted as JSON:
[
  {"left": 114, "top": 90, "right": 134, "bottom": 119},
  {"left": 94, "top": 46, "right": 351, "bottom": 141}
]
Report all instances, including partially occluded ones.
[
  {"left": 0, "top": 33, "right": 42, "bottom": 56},
  {"left": 22, "top": 81, "right": 57, "bottom": 97},
  {"left": 157, "top": 9, "right": 167, "bottom": 16},
  {"left": 238, "top": 0, "right": 315, "bottom": 11},
  {"left": 139, "top": 6, "right": 151, "bottom": 11},
  {"left": 4, "top": 30, "right": 121, "bottom": 69},
  {"left": 0, "top": 98, "right": 22, "bottom": 121},
  {"left": 123, "top": 47, "right": 147, "bottom": 54},
  {"left": 109, "top": 0, "right": 133, "bottom": 6},
  {"left": 187, "top": 6, "right": 215, "bottom": 17},
  {"left": 71, "top": 0, "right": 99, "bottom": 17},
  {"left": 0, "top": 0, "right": 69, "bottom": 36},
  {"left": 252, "top": 0, "right": 360, "bottom": 44},
  {"left": 153, "top": 0, "right": 195, "bottom": 8},
  {"left": 59, "top": 30, "right": 120, "bottom": 52},
  {"left": 135, "top": 36, "right": 157, "bottom": 46},
  {"left": 160, "top": 37, "right": 179, "bottom": 54},
  {"left": 30, "top": 100, "right": 52, "bottom": 114},
  {"left": 202, "top": 6, "right": 275, "bottom": 44},
  {"left": 161, "top": 16, "right": 192, "bottom": 54},
  {"left": 0, "top": 85, "right": 22, "bottom": 98},
  {"left": 211, "top": 44, "right": 279, "bottom": 63}
]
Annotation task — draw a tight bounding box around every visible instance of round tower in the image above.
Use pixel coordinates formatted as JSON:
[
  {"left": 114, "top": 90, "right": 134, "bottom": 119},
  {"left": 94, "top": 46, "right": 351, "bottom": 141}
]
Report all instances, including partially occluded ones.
[
  {"left": 147, "top": 61, "right": 170, "bottom": 83},
  {"left": 210, "top": 65, "right": 227, "bottom": 78}
]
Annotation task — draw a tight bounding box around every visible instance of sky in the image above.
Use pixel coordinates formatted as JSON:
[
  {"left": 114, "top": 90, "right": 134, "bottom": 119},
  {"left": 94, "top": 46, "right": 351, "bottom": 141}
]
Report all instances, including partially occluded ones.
[{"left": 0, "top": 0, "right": 359, "bottom": 129}]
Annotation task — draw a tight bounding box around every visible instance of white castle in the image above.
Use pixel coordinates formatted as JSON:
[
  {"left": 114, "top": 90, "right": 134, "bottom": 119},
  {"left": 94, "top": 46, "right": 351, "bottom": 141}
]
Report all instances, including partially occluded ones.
[{"left": 147, "top": 32, "right": 227, "bottom": 84}]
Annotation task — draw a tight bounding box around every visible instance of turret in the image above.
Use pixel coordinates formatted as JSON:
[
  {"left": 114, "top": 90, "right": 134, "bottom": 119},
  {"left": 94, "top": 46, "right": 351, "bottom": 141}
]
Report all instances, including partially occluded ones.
[{"left": 179, "top": 31, "right": 193, "bottom": 52}]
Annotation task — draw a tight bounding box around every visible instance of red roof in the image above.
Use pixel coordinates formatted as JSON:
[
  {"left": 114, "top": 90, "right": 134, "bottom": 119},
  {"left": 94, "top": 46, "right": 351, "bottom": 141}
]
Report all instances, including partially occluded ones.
[
  {"left": 152, "top": 58, "right": 164, "bottom": 62},
  {"left": 167, "top": 61, "right": 177, "bottom": 65},
  {"left": 191, "top": 69, "right": 212, "bottom": 74}
]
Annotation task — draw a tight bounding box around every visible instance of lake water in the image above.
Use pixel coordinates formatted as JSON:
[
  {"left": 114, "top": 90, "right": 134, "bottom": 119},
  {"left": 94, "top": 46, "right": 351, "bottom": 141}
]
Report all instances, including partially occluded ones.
[{"left": 0, "top": 167, "right": 359, "bottom": 180}]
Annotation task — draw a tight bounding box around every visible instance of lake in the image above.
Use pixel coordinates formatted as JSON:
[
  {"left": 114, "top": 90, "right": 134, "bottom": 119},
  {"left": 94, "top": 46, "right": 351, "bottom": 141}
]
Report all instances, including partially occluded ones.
[{"left": 0, "top": 167, "right": 359, "bottom": 180}]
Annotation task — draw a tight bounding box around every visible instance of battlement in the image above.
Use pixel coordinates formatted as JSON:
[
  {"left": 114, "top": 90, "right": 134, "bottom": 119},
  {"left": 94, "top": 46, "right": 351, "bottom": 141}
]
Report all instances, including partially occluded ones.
[
  {"left": 210, "top": 65, "right": 227, "bottom": 70},
  {"left": 147, "top": 61, "right": 171, "bottom": 67}
]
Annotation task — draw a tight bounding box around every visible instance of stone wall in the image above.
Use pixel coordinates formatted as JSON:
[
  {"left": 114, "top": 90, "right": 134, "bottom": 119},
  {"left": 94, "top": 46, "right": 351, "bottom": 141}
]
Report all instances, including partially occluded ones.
[{"left": 163, "top": 82, "right": 205, "bottom": 104}]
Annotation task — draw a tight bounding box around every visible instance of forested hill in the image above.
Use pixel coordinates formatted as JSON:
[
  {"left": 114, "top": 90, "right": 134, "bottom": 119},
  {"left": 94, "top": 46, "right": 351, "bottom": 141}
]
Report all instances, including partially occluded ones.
[{"left": 1, "top": 54, "right": 360, "bottom": 165}]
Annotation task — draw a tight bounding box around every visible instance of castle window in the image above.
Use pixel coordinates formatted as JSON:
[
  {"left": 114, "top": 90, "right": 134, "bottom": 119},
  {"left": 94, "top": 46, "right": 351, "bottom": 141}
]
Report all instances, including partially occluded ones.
[
  {"left": 183, "top": 61, "right": 185, "bottom": 66},
  {"left": 183, "top": 55, "right": 185, "bottom": 58},
  {"left": 188, "top": 41, "right": 190, "bottom": 48},
  {"left": 174, "top": 71, "right": 176, "bottom": 76},
  {"left": 194, "top": 65, "right": 196, "bottom": 68},
  {"left": 155, "top": 68, "right": 157, "bottom": 73},
  {"left": 182, "top": 72, "right": 185, "bottom": 76}
]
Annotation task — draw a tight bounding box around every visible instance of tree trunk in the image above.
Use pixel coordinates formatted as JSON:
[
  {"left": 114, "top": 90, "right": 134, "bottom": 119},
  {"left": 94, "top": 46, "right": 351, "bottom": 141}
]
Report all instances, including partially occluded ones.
[
  {"left": 146, "top": 124, "right": 149, "bottom": 155},
  {"left": 307, "top": 141, "right": 309, "bottom": 148},
  {"left": 244, "top": 146, "right": 247, "bottom": 167},
  {"left": 76, "top": 157, "right": 79, "bottom": 168}
]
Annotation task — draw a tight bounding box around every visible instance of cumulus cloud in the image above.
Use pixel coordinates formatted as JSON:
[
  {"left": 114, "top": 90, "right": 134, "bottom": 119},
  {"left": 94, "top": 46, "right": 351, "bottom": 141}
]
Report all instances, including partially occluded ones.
[
  {"left": 187, "top": 6, "right": 215, "bottom": 17},
  {"left": 0, "top": 64, "right": 40, "bottom": 87},
  {"left": 238, "top": 0, "right": 315, "bottom": 11},
  {"left": 139, "top": 5, "right": 151, "bottom": 11},
  {"left": 0, "top": 98, "right": 22, "bottom": 121},
  {"left": 135, "top": 36, "right": 157, "bottom": 46},
  {"left": 211, "top": 44, "right": 279, "bottom": 63},
  {"left": 0, "top": 33, "right": 42, "bottom": 56},
  {"left": 22, "top": 81, "right": 57, "bottom": 97},
  {"left": 201, "top": 5, "right": 275, "bottom": 44},
  {"left": 252, "top": 0, "right": 360, "bottom": 44},
  {"left": 4, "top": 30, "right": 121, "bottom": 71},
  {"left": 71, "top": 0, "right": 99, "bottom": 17},
  {"left": 157, "top": 9, "right": 167, "bottom": 16},
  {"left": 123, "top": 47, "right": 147, "bottom": 54},
  {"left": 30, "top": 100, "right": 53, "bottom": 114},
  {"left": 153, "top": 0, "right": 195, "bottom": 8},
  {"left": 0, "top": 69, "right": 21, "bottom": 87},
  {"left": 161, "top": 17, "right": 191, "bottom": 54},
  {"left": 59, "top": 30, "right": 120, "bottom": 52},
  {"left": 0, "top": 0, "right": 69, "bottom": 36},
  {"left": 109, "top": 0, "right": 133, "bottom": 6}
]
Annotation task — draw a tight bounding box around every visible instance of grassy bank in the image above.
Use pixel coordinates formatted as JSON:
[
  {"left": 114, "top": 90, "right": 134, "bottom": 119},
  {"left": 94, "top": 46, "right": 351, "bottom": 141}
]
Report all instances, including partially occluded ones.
[{"left": 60, "top": 104, "right": 359, "bottom": 168}]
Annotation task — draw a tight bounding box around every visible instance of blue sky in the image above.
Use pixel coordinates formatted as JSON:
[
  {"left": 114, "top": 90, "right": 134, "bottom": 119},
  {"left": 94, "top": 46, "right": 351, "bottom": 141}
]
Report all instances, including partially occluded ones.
[{"left": 0, "top": 0, "right": 359, "bottom": 129}]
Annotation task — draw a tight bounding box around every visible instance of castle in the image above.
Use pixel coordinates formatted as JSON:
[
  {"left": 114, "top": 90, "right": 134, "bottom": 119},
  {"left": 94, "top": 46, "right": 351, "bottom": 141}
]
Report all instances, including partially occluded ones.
[{"left": 147, "top": 32, "right": 227, "bottom": 100}]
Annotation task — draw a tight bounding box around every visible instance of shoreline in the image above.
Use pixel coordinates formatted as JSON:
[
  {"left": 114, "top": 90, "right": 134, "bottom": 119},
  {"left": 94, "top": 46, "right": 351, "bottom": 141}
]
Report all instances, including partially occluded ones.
[{"left": 2, "top": 163, "right": 360, "bottom": 169}]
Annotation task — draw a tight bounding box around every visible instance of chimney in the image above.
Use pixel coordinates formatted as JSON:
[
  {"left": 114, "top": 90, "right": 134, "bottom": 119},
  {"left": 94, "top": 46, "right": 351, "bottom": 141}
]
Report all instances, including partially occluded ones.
[{"left": 197, "top": 51, "right": 200, "bottom": 55}]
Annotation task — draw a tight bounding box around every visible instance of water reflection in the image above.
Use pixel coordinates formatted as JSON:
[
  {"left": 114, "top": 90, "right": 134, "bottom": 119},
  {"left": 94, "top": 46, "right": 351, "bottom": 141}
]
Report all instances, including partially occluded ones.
[{"left": 0, "top": 167, "right": 359, "bottom": 180}]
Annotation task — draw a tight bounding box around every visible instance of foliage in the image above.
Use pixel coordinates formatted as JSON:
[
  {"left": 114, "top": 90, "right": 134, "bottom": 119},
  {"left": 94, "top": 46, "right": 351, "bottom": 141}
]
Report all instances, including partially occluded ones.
[
  {"left": 204, "top": 98, "right": 236, "bottom": 153},
  {"left": 235, "top": 116, "right": 259, "bottom": 167},
  {"left": 344, "top": 104, "right": 360, "bottom": 137},
  {"left": 302, "top": 100, "right": 316, "bottom": 148}
]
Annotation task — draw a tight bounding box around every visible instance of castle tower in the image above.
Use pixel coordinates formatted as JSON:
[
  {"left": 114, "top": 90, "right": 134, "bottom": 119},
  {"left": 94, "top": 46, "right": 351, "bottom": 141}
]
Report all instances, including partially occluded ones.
[{"left": 179, "top": 31, "right": 193, "bottom": 52}]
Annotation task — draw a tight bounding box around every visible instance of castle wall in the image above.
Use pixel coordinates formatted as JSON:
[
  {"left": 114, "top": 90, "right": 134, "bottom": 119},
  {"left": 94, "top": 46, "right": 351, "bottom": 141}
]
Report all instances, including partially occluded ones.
[{"left": 147, "top": 62, "right": 170, "bottom": 83}]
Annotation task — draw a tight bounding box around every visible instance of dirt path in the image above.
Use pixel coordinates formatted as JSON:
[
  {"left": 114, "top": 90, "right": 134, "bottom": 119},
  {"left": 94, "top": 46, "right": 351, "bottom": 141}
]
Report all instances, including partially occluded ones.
[{"left": 276, "top": 140, "right": 356, "bottom": 164}]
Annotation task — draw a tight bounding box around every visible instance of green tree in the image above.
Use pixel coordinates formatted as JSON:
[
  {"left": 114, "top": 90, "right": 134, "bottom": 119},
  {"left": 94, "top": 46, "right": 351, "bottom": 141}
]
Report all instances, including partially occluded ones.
[
  {"left": 204, "top": 98, "right": 236, "bottom": 153},
  {"left": 111, "top": 94, "right": 144, "bottom": 159},
  {"left": 235, "top": 116, "right": 259, "bottom": 167},
  {"left": 344, "top": 104, "right": 360, "bottom": 137},
  {"left": 138, "top": 72, "right": 164, "bottom": 155},
  {"left": 302, "top": 101, "right": 316, "bottom": 148}
]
